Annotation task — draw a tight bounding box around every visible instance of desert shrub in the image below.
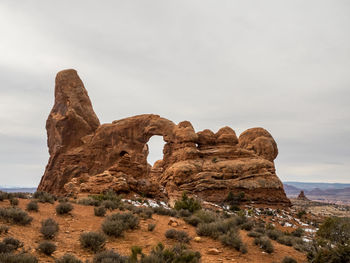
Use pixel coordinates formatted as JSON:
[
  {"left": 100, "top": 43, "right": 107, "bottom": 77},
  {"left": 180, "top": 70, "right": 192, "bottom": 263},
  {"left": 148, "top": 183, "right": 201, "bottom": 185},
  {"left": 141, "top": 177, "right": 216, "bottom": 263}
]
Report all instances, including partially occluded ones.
[
  {"left": 0, "top": 207, "right": 33, "bottom": 225},
  {"left": 184, "top": 210, "right": 218, "bottom": 226},
  {"left": 38, "top": 241, "right": 56, "bottom": 255},
  {"left": 33, "top": 191, "right": 55, "bottom": 204},
  {"left": 184, "top": 216, "right": 201, "bottom": 226},
  {"left": 282, "top": 256, "right": 297, "bottom": 263},
  {"left": 40, "top": 218, "right": 59, "bottom": 239},
  {"left": 79, "top": 232, "right": 106, "bottom": 253},
  {"left": 254, "top": 227, "right": 266, "bottom": 234},
  {"left": 297, "top": 210, "right": 306, "bottom": 219},
  {"left": 0, "top": 225, "right": 9, "bottom": 234},
  {"left": 77, "top": 198, "right": 101, "bottom": 207},
  {"left": 141, "top": 243, "right": 201, "bottom": 263},
  {"left": 152, "top": 206, "right": 177, "bottom": 217},
  {"left": 0, "top": 237, "right": 22, "bottom": 253},
  {"left": 132, "top": 207, "right": 153, "bottom": 219},
  {"left": 56, "top": 202, "right": 73, "bottom": 215},
  {"left": 248, "top": 231, "right": 263, "bottom": 238},
  {"left": 0, "top": 252, "right": 38, "bottom": 263},
  {"left": 55, "top": 254, "right": 83, "bottom": 263},
  {"left": 241, "top": 220, "right": 254, "bottom": 231},
  {"left": 93, "top": 250, "right": 128, "bottom": 263},
  {"left": 254, "top": 236, "right": 274, "bottom": 253},
  {"left": 0, "top": 191, "right": 8, "bottom": 201},
  {"left": 90, "top": 190, "right": 122, "bottom": 203},
  {"left": 106, "top": 212, "right": 139, "bottom": 230},
  {"left": 225, "top": 191, "right": 245, "bottom": 210},
  {"left": 291, "top": 227, "right": 304, "bottom": 237},
  {"left": 267, "top": 229, "right": 283, "bottom": 240},
  {"left": 196, "top": 217, "right": 237, "bottom": 239},
  {"left": 94, "top": 206, "right": 106, "bottom": 217},
  {"left": 3, "top": 237, "right": 22, "bottom": 249},
  {"left": 102, "top": 219, "right": 125, "bottom": 237},
  {"left": 101, "top": 200, "right": 119, "bottom": 210},
  {"left": 174, "top": 192, "right": 201, "bottom": 213},
  {"left": 165, "top": 229, "right": 190, "bottom": 243},
  {"left": 26, "top": 201, "right": 39, "bottom": 212},
  {"left": 309, "top": 244, "right": 350, "bottom": 263},
  {"left": 317, "top": 217, "right": 350, "bottom": 245},
  {"left": 178, "top": 209, "right": 192, "bottom": 218},
  {"left": 148, "top": 223, "right": 156, "bottom": 232},
  {"left": 219, "top": 229, "right": 245, "bottom": 252},
  {"left": 277, "top": 235, "right": 294, "bottom": 246},
  {"left": 9, "top": 198, "right": 19, "bottom": 206}
]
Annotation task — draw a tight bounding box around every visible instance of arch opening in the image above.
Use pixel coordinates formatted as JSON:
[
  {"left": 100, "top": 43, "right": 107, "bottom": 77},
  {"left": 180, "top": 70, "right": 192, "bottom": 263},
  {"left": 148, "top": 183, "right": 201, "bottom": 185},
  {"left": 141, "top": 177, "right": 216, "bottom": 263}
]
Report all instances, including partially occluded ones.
[{"left": 147, "top": 135, "right": 166, "bottom": 167}]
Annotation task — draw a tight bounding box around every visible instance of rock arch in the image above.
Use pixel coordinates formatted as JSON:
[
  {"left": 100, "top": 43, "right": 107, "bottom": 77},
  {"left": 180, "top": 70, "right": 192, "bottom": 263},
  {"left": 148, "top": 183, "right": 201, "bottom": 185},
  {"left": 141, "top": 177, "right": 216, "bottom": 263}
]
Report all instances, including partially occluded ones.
[{"left": 38, "top": 69, "right": 291, "bottom": 206}]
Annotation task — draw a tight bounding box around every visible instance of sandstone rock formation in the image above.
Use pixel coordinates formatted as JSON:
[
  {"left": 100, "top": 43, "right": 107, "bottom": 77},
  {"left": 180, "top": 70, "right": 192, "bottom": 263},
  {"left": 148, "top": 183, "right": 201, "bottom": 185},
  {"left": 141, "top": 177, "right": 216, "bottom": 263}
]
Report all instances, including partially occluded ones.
[
  {"left": 297, "top": 191, "right": 309, "bottom": 201},
  {"left": 38, "top": 69, "right": 291, "bottom": 206}
]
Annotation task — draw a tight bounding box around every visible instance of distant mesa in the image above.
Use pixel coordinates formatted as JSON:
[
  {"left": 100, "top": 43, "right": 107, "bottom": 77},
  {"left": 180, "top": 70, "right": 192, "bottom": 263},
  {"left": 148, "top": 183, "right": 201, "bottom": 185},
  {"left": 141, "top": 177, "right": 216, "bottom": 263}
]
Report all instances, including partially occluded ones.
[{"left": 37, "top": 69, "right": 290, "bottom": 206}]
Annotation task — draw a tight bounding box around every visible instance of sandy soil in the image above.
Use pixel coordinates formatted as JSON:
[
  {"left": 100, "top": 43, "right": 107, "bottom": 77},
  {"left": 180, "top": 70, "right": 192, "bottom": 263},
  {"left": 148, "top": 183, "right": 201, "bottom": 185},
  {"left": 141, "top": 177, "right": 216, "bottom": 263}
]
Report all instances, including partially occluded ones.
[{"left": 0, "top": 199, "right": 307, "bottom": 263}]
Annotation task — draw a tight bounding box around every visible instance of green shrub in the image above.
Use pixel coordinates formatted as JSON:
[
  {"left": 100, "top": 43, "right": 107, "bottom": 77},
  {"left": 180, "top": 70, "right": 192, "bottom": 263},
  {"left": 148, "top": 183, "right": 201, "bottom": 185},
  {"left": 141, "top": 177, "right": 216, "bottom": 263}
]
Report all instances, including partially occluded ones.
[
  {"left": 225, "top": 191, "right": 245, "bottom": 209},
  {"left": 9, "top": 198, "right": 19, "bottom": 206},
  {"left": 55, "top": 254, "right": 83, "bottom": 263},
  {"left": 79, "top": 232, "right": 106, "bottom": 252},
  {"left": 148, "top": 223, "right": 156, "bottom": 232},
  {"left": 297, "top": 210, "right": 306, "bottom": 219},
  {"left": 0, "top": 252, "right": 38, "bottom": 263},
  {"left": 165, "top": 229, "right": 191, "bottom": 243},
  {"left": 174, "top": 192, "right": 201, "bottom": 213},
  {"left": 282, "top": 256, "right": 297, "bottom": 263},
  {"left": 94, "top": 206, "right": 106, "bottom": 217},
  {"left": 38, "top": 241, "right": 56, "bottom": 255},
  {"left": 254, "top": 236, "right": 274, "bottom": 253},
  {"left": 33, "top": 191, "right": 55, "bottom": 204},
  {"left": 0, "top": 207, "right": 33, "bottom": 225},
  {"left": 26, "top": 201, "right": 39, "bottom": 212},
  {"left": 56, "top": 202, "right": 73, "bottom": 215},
  {"left": 308, "top": 245, "right": 350, "bottom": 263},
  {"left": 93, "top": 250, "right": 128, "bottom": 263},
  {"left": 40, "top": 218, "right": 59, "bottom": 239},
  {"left": 0, "top": 225, "right": 9, "bottom": 234}
]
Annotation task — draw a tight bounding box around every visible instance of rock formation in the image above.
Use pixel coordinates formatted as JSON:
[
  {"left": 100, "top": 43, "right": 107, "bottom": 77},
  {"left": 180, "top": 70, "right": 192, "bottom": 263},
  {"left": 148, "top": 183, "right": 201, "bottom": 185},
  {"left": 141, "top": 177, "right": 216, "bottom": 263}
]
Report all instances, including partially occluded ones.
[
  {"left": 38, "top": 69, "right": 291, "bottom": 206},
  {"left": 297, "top": 191, "right": 309, "bottom": 201}
]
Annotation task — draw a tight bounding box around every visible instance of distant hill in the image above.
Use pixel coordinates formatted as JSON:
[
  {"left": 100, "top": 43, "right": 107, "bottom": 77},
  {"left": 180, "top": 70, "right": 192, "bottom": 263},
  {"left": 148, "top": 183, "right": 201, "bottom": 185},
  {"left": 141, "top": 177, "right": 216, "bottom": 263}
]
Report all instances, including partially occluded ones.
[
  {"left": 0, "top": 187, "right": 36, "bottom": 193},
  {"left": 284, "top": 181, "right": 350, "bottom": 190},
  {"left": 283, "top": 182, "right": 350, "bottom": 205}
]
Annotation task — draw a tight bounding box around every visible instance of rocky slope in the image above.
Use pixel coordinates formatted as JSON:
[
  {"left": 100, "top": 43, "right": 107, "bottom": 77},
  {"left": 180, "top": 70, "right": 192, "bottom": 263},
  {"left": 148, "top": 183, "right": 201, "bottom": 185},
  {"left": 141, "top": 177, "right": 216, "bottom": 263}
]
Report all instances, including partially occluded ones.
[{"left": 38, "top": 69, "right": 290, "bottom": 206}]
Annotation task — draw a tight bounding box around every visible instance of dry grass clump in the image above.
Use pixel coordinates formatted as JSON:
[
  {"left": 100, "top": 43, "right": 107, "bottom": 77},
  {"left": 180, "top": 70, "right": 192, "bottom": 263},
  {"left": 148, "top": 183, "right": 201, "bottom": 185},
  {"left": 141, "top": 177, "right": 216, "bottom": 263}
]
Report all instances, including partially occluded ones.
[
  {"left": 33, "top": 191, "right": 56, "bottom": 204},
  {"left": 253, "top": 236, "right": 274, "bottom": 253},
  {"left": 147, "top": 223, "right": 156, "bottom": 232},
  {"left": 93, "top": 250, "right": 128, "bottom": 263},
  {"left": 0, "top": 252, "right": 38, "bottom": 263}
]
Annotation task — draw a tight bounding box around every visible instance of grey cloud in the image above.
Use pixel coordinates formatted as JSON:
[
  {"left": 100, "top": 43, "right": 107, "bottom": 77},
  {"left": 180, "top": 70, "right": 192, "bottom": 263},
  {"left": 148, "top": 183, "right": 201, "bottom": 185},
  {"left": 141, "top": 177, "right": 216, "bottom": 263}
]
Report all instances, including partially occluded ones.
[{"left": 0, "top": 0, "right": 349, "bottom": 186}]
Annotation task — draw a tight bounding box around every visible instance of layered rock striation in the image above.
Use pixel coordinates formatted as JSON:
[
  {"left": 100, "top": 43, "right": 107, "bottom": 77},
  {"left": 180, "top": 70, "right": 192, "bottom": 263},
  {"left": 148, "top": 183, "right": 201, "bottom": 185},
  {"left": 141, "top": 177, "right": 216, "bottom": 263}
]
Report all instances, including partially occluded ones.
[{"left": 38, "top": 69, "right": 290, "bottom": 206}]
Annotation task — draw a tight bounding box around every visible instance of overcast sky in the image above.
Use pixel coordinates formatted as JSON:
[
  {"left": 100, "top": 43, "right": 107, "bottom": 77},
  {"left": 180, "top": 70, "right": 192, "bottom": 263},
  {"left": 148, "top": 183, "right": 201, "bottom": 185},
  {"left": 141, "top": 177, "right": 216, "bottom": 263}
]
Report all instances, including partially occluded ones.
[{"left": 0, "top": 1, "right": 349, "bottom": 187}]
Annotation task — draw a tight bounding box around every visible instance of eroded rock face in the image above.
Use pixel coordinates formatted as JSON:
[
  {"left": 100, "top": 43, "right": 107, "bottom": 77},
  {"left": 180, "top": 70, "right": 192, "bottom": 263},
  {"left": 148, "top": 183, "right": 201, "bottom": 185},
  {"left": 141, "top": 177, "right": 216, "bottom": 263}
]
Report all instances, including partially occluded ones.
[{"left": 38, "top": 69, "right": 290, "bottom": 206}]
